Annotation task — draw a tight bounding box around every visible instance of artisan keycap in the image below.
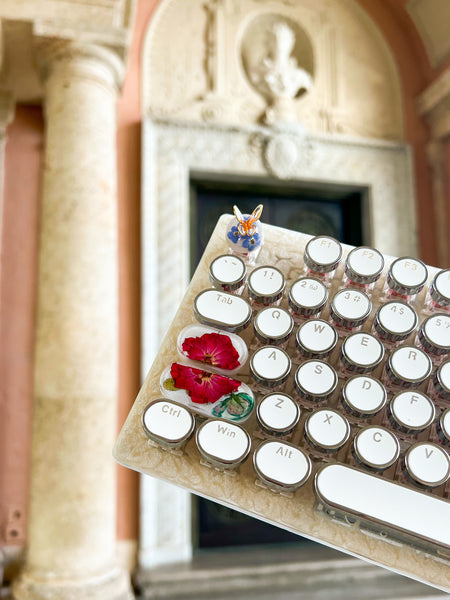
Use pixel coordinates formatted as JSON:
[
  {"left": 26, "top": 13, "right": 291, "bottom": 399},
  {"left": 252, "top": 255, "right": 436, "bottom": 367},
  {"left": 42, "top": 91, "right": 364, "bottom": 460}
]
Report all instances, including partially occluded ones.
[
  {"left": 315, "top": 464, "right": 450, "bottom": 550},
  {"left": 250, "top": 346, "right": 291, "bottom": 388},
  {"left": 304, "top": 409, "right": 350, "bottom": 452},
  {"left": 194, "top": 289, "right": 252, "bottom": 332},
  {"left": 404, "top": 442, "right": 450, "bottom": 488},
  {"left": 429, "top": 268, "right": 450, "bottom": 308},
  {"left": 296, "top": 319, "right": 338, "bottom": 359},
  {"left": 196, "top": 419, "right": 251, "bottom": 469},
  {"left": 304, "top": 236, "right": 342, "bottom": 274},
  {"left": 385, "top": 346, "right": 432, "bottom": 388},
  {"left": 389, "top": 391, "right": 435, "bottom": 434},
  {"left": 247, "top": 265, "right": 285, "bottom": 305},
  {"left": 373, "top": 301, "right": 418, "bottom": 343},
  {"left": 344, "top": 247, "right": 384, "bottom": 285},
  {"left": 253, "top": 440, "right": 311, "bottom": 492},
  {"left": 341, "top": 375, "right": 386, "bottom": 418},
  {"left": 340, "top": 332, "right": 384, "bottom": 374},
  {"left": 256, "top": 393, "right": 300, "bottom": 436},
  {"left": 330, "top": 289, "right": 372, "bottom": 329},
  {"left": 417, "top": 314, "right": 450, "bottom": 355},
  {"left": 142, "top": 400, "right": 195, "bottom": 449},
  {"left": 253, "top": 307, "right": 294, "bottom": 345},
  {"left": 209, "top": 254, "right": 246, "bottom": 292},
  {"left": 294, "top": 360, "right": 338, "bottom": 402},
  {"left": 353, "top": 426, "right": 400, "bottom": 470},
  {"left": 386, "top": 257, "right": 428, "bottom": 296},
  {"left": 288, "top": 277, "right": 328, "bottom": 317}
]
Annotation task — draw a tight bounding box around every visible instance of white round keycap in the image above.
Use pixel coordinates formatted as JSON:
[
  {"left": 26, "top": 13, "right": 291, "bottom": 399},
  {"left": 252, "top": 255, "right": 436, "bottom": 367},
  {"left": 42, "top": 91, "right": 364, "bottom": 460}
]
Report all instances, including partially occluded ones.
[
  {"left": 405, "top": 443, "right": 450, "bottom": 487},
  {"left": 143, "top": 400, "right": 194, "bottom": 444},
  {"left": 196, "top": 419, "right": 251, "bottom": 466},
  {"left": 389, "top": 346, "right": 431, "bottom": 384},
  {"left": 331, "top": 289, "right": 371, "bottom": 322},
  {"left": 422, "top": 314, "right": 450, "bottom": 350},
  {"left": 194, "top": 289, "right": 251, "bottom": 331},
  {"left": 251, "top": 347, "right": 291, "bottom": 383},
  {"left": 295, "top": 360, "right": 337, "bottom": 399},
  {"left": 305, "top": 237, "right": 341, "bottom": 269},
  {"left": 390, "top": 258, "right": 427, "bottom": 290},
  {"left": 305, "top": 409, "right": 350, "bottom": 451},
  {"left": 376, "top": 302, "right": 417, "bottom": 336},
  {"left": 433, "top": 269, "right": 450, "bottom": 303},
  {"left": 297, "top": 320, "right": 337, "bottom": 355},
  {"left": 346, "top": 247, "right": 384, "bottom": 281},
  {"left": 341, "top": 333, "right": 384, "bottom": 369},
  {"left": 257, "top": 394, "right": 300, "bottom": 433},
  {"left": 436, "top": 361, "right": 450, "bottom": 393},
  {"left": 289, "top": 278, "right": 327, "bottom": 309},
  {"left": 248, "top": 266, "right": 284, "bottom": 297},
  {"left": 440, "top": 408, "right": 450, "bottom": 442},
  {"left": 254, "top": 307, "right": 293, "bottom": 341},
  {"left": 254, "top": 441, "right": 311, "bottom": 490},
  {"left": 354, "top": 426, "right": 400, "bottom": 469},
  {"left": 342, "top": 376, "right": 386, "bottom": 416},
  {"left": 390, "top": 391, "right": 435, "bottom": 432},
  {"left": 210, "top": 255, "right": 245, "bottom": 285}
]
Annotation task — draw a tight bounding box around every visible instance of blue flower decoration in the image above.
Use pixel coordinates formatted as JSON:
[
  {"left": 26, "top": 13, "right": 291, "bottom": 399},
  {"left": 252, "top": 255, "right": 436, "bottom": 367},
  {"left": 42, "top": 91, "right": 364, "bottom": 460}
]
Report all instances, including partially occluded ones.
[
  {"left": 242, "top": 232, "right": 260, "bottom": 251},
  {"left": 227, "top": 225, "right": 240, "bottom": 244}
]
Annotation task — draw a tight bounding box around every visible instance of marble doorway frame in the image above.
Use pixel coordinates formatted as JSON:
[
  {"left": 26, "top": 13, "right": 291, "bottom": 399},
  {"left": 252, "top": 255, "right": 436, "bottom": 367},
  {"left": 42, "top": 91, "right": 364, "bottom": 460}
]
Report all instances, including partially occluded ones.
[{"left": 139, "top": 117, "right": 416, "bottom": 569}]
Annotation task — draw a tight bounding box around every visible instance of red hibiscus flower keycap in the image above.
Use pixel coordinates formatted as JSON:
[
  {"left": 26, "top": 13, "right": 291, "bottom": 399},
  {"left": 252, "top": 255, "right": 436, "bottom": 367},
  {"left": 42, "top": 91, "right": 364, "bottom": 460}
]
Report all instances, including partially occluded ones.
[
  {"left": 177, "top": 325, "right": 248, "bottom": 374},
  {"left": 160, "top": 362, "right": 254, "bottom": 423}
]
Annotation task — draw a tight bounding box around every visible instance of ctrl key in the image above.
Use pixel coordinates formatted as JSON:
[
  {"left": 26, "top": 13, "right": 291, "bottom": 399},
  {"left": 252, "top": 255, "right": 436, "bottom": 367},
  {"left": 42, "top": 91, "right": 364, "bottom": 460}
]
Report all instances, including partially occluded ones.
[
  {"left": 254, "top": 440, "right": 312, "bottom": 492},
  {"left": 142, "top": 399, "right": 195, "bottom": 450}
]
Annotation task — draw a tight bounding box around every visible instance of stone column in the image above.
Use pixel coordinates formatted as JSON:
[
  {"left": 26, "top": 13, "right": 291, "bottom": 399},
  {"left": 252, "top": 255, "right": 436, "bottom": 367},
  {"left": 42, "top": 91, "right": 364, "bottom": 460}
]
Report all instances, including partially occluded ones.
[
  {"left": 13, "top": 41, "right": 132, "bottom": 600},
  {"left": 426, "top": 140, "right": 448, "bottom": 267}
]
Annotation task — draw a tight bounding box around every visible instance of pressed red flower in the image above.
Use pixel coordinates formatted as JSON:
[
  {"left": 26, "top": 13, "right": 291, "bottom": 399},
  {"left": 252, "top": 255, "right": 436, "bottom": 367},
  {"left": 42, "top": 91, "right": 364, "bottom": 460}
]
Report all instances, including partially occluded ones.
[
  {"left": 170, "top": 363, "right": 240, "bottom": 404},
  {"left": 182, "top": 332, "right": 240, "bottom": 370}
]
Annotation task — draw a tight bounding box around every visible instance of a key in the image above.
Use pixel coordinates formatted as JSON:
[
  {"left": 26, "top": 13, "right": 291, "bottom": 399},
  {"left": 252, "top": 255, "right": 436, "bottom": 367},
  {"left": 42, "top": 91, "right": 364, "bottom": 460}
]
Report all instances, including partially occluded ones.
[
  {"left": 142, "top": 400, "right": 195, "bottom": 449},
  {"left": 304, "top": 408, "right": 350, "bottom": 453},
  {"left": 386, "top": 257, "right": 428, "bottom": 296},
  {"left": 344, "top": 246, "right": 384, "bottom": 285},
  {"left": 196, "top": 419, "right": 251, "bottom": 469},
  {"left": 194, "top": 289, "right": 252, "bottom": 332},
  {"left": 247, "top": 265, "right": 285, "bottom": 306},
  {"left": 428, "top": 268, "right": 450, "bottom": 309},
  {"left": 352, "top": 426, "right": 400, "bottom": 470},
  {"left": 373, "top": 301, "right": 418, "bottom": 343},
  {"left": 340, "top": 332, "right": 385, "bottom": 374},
  {"left": 341, "top": 375, "right": 387, "bottom": 418},
  {"left": 385, "top": 345, "right": 432, "bottom": 388},
  {"left": 256, "top": 393, "right": 300, "bottom": 436},
  {"left": 417, "top": 314, "right": 450, "bottom": 355},
  {"left": 404, "top": 442, "right": 450, "bottom": 488},
  {"left": 388, "top": 391, "right": 435, "bottom": 434},
  {"left": 253, "top": 440, "right": 311, "bottom": 492},
  {"left": 296, "top": 319, "right": 338, "bottom": 359},
  {"left": 288, "top": 277, "right": 328, "bottom": 318},
  {"left": 437, "top": 408, "right": 450, "bottom": 446},
  {"left": 430, "top": 360, "right": 450, "bottom": 402},
  {"left": 315, "top": 464, "right": 450, "bottom": 551},
  {"left": 294, "top": 360, "right": 338, "bottom": 403},
  {"left": 209, "top": 254, "right": 247, "bottom": 293},
  {"left": 329, "top": 289, "right": 372, "bottom": 329},
  {"left": 250, "top": 346, "right": 291, "bottom": 388},
  {"left": 304, "top": 235, "right": 342, "bottom": 274},
  {"left": 253, "top": 307, "right": 294, "bottom": 345}
]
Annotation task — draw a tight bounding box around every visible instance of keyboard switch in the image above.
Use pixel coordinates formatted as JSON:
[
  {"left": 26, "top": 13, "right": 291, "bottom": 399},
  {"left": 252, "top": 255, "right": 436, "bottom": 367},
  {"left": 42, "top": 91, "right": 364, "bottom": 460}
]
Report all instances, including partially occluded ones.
[
  {"left": 304, "top": 236, "right": 342, "bottom": 275},
  {"left": 428, "top": 268, "right": 450, "bottom": 309},
  {"left": 373, "top": 301, "right": 417, "bottom": 343},
  {"left": 253, "top": 307, "right": 293, "bottom": 346},
  {"left": 341, "top": 376, "right": 386, "bottom": 419},
  {"left": 330, "top": 289, "right": 372, "bottom": 329},
  {"left": 388, "top": 391, "right": 435, "bottom": 434},
  {"left": 254, "top": 440, "right": 311, "bottom": 492},
  {"left": 196, "top": 419, "right": 251, "bottom": 469},
  {"left": 344, "top": 246, "right": 384, "bottom": 286},
  {"left": 417, "top": 314, "right": 450, "bottom": 355},
  {"left": 386, "top": 257, "right": 428, "bottom": 297},
  {"left": 247, "top": 266, "right": 285, "bottom": 306},
  {"left": 288, "top": 277, "right": 328, "bottom": 318},
  {"left": 296, "top": 319, "right": 338, "bottom": 359}
]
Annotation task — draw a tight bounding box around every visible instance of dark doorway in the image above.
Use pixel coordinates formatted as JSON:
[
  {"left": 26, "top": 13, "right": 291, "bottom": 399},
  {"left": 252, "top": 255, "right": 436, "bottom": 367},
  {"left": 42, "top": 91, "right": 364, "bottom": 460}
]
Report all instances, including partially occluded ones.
[{"left": 190, "top": 175, "right": 368, "bottom": 548}]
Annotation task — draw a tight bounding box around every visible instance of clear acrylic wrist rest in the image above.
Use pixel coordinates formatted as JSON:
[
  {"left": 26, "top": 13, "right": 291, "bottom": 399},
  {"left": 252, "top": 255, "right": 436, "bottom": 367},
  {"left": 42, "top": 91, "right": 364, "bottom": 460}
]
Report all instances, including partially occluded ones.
[{"left": 113, "top": 215, "right": 450, "bottom": 592}]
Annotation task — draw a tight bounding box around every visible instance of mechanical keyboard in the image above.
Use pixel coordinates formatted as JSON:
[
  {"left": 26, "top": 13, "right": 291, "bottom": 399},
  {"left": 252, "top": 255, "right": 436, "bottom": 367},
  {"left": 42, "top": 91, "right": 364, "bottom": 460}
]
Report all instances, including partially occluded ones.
[{"left": 114, "top": 210, "right": 450, "bottom": 592}]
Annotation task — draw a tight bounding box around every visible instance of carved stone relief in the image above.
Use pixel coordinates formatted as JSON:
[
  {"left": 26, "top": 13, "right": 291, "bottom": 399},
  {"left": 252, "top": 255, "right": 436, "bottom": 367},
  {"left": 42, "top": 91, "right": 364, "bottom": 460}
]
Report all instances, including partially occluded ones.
[{"left": 143, "top": 0, "right": 404, "bottom": 140}]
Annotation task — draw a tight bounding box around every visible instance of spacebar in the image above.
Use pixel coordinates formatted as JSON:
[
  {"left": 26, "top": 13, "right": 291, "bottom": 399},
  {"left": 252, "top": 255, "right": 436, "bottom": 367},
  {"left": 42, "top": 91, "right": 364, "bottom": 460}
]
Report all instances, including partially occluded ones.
[{"left": 314, "top": 464, "right": 450, "bottom": 549}]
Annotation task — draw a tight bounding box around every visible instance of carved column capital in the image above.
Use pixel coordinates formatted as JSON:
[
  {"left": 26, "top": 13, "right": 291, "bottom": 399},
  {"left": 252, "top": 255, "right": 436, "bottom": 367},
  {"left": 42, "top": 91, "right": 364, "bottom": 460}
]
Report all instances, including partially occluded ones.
[{"left": 36, "top": 38, "right": 125, "bottom": 95}]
